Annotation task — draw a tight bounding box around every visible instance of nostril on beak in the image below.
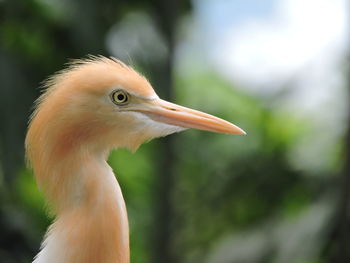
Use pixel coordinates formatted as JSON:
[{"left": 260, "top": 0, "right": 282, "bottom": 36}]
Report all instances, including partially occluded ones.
[{"left": 165, "top": 107, "right": 177, "bottom": 111}]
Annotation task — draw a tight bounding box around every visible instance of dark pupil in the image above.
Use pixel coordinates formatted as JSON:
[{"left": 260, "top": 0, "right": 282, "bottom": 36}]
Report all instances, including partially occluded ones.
[{"left": 117, "top": 94, "right": 125, "bottom": 101}]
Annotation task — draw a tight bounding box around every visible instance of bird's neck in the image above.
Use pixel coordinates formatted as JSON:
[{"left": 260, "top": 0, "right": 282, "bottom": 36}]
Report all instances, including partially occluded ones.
[{"left": 34, "top": 151, "right": 130, "bottom": 263}]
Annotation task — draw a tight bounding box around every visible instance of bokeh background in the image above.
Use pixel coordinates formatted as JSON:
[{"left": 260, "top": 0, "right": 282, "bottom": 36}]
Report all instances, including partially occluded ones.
[{"left": 0, "top": 0, "right": 349, "bottom": 262}]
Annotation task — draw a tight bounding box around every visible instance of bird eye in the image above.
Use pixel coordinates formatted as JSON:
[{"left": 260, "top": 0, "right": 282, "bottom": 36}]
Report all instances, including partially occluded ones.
[{"left": 111, "top": 90, "right": 129, "bottom": 105}]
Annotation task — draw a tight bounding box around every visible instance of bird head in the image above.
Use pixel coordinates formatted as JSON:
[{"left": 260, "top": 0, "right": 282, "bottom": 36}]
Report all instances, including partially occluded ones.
[{"left": 27, "top": 56, "right": 245, "bottom": 158}]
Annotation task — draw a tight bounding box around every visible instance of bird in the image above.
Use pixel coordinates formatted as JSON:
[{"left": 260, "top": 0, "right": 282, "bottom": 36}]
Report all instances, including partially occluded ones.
[{"left": 25, "top": 56, "right": 245, "bottom": 263}]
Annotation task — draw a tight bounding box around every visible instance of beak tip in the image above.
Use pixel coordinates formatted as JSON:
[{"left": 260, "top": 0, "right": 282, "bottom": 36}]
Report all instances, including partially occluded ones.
[
  {"left": 229, "top": 125, "right": 246, "bottom": 135},
  {"left": 240, "top": 128, "right": 247, "bottom": 135}
]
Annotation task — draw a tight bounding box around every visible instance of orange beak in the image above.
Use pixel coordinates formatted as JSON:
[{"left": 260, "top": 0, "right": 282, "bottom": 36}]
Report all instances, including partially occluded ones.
[{"left": 138, "top": 99, "right": 246, "bottom": 135}]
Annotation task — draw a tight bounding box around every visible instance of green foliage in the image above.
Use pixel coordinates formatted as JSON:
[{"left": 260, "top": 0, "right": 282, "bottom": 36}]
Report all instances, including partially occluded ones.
[
  {"left": 16, "top": 169, "right": 46, "bottom": 221},
  {"left": 169, "top": 71, "right": 315, "bottom": 259}
]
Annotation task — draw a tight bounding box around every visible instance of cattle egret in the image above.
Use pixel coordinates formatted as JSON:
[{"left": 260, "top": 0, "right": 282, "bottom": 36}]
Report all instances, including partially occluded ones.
[{"left": 25, "top": 56, "right": 245, "bottom": 263}]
